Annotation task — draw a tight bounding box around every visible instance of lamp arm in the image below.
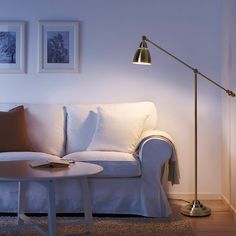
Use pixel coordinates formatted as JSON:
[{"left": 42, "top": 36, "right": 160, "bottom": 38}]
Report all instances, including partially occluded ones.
[
  {"left": 197, "top": 71, "right": 235, "bottom": 97},
  {"left": 143, "top": 35, "right": 235, "bottom": 97}
]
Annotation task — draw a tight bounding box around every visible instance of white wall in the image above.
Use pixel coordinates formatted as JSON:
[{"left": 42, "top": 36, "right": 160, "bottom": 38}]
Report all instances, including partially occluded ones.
[
  {"left": 0, "top": 0, "right": 223, "bottom": 197},
  {"left": 222, "top": 0, "right": 236, "bottom": 211}
]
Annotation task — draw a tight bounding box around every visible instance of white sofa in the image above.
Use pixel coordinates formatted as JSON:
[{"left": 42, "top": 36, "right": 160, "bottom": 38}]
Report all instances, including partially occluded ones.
[{"left": 0, "top": 101, "right": 179, "bottom": 217}]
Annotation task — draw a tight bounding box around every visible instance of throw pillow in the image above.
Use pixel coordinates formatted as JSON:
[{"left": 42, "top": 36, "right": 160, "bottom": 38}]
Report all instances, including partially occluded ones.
[
  {"left": 87, "top": 107, "right": 147, "bottom": 153},
  {"left": 0, "top": 106, "right": 33, "bottom": 152}
]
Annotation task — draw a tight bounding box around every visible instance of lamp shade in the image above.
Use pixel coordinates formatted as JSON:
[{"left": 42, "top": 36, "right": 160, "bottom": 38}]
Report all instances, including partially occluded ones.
[{"left": 132, "top": 40, "right": 152, "bottom": 65}]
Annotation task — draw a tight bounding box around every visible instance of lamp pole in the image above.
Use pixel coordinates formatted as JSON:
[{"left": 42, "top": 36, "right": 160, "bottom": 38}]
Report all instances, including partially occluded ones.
[
  {"left": 133, "top": 35, "right": 235, "bottom": 216},
  {"left": 194, "top": 69, "right": 198, "bottom": 204}
]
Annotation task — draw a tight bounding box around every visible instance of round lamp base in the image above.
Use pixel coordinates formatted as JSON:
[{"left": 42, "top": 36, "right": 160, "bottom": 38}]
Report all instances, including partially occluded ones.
[{"left": 181, "top": 200, "right": 211, "bottom": 217}]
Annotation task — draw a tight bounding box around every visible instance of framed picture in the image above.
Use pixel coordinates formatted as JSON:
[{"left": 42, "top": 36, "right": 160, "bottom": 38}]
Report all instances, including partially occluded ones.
[
  {"left": 0, "top": 22, "right": 25, "bottom": 73},
  {"left": 38, "top": 21, "right": 79, "bottom": 73}
]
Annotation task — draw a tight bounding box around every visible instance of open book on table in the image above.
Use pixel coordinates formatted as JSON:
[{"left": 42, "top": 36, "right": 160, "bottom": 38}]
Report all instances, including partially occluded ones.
[{"left": 30, "top": 159, "right": 71, "bottom": 168}]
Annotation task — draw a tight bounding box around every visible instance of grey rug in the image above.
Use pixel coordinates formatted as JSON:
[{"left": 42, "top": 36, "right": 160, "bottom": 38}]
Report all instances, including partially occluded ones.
[{"left": 0, "top": 205, "right": 193, "bottom": 236}]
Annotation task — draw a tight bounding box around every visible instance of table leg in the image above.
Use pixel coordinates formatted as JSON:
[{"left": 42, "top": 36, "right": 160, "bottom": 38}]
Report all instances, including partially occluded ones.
[
  {"left": 80, "top": 177, "right": 93, "bottom": 233},
  {"left": 47, "top": 180, "right": 56, "bottom": 236},
  {"left": 17, "top": 181, "right": 26, "bottom": 225}
]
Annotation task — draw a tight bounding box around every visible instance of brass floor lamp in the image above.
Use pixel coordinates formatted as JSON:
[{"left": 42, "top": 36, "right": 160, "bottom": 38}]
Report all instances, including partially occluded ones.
[{"left": 133, "top": 35, "right": 235, "bottom": 217}]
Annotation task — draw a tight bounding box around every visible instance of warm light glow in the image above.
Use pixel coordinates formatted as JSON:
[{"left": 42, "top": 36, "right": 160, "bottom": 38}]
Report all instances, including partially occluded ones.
[{"left": 132, "top": 61, "right": 151, "bottom": 65}]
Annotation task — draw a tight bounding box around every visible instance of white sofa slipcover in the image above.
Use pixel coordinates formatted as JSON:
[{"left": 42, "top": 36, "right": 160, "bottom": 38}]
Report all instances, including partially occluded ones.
[{"left": 0, "top": 101, "right": 179, "bottom": 217}]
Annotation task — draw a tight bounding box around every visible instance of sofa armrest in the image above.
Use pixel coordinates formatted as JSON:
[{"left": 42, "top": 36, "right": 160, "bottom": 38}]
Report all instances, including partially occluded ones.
[
  {"left": 135, "top": 130, "right": 180, "bottom": 185},
  {"left": 137, "top": 129, "right": 174, "bottom": 146}
]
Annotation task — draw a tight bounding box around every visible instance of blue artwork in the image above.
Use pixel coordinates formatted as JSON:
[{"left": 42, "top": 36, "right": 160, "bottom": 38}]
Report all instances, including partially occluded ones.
[
  {"left": 0, "top": 32, "right": 16, "bottom": 64},
  {"left": 47, "top": 31, "right": 69, "bottom": 63}
]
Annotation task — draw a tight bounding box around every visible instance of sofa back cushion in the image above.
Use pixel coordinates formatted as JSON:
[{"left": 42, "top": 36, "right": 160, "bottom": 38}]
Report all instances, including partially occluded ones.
[
  {"left": 87, "top": 107, "right": 148, "bottom": 153},
  {"left": 66, "top": 101, "right": 157, "bottom": 153},
  {"left": 0, "top": 103, "right": 65, "bottom": 156}
]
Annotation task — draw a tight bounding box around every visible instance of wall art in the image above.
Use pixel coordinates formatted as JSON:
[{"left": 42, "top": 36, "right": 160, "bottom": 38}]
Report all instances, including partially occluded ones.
[
  {"left": 0, "top": 22, "right": 25, "bottom": 73},
  {"left": 38, "top": 21, "right": 79, "bottom": 73}
]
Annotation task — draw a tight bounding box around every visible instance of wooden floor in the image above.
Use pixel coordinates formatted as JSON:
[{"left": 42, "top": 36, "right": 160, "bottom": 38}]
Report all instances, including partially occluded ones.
[{"left": 172, "top": 199, "right": 236, "bottom": 236}]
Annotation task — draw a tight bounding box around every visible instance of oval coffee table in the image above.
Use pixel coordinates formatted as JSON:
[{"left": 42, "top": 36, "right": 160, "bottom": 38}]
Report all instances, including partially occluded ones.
[{"left": 0, "top": 160, "right": 103, "bottom": 236}]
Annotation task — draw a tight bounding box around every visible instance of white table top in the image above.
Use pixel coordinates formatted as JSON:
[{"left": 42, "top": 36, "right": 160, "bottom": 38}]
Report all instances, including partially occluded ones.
[{"left": 0, "top": 160, "right": 103, "bottom": 181}]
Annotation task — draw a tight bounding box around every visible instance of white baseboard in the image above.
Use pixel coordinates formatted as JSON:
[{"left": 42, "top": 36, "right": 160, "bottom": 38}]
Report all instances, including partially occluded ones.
[
  {"left": 221, "top": 194, "right": 236, "bottom": 214},
  {"left": 167, "top": 192, "right": 222, "bottom": 201}
]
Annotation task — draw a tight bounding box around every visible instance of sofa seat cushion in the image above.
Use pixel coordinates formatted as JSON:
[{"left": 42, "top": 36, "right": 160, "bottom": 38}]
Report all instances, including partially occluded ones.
[
  {"left": 0, "top": 152, "right": 61, "bottom": 162},
  {"left": 63, "top": 151, "right": 141, "bottom": 178}
]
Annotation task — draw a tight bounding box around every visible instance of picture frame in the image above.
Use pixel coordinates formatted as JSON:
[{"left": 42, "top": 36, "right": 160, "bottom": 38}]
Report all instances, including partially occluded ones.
[
  {"left": 38, "top": 21, "right": 79, "bottom": 73},
  {"left": 0, "top": 21, "right": 25, "bottom": 73}
]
